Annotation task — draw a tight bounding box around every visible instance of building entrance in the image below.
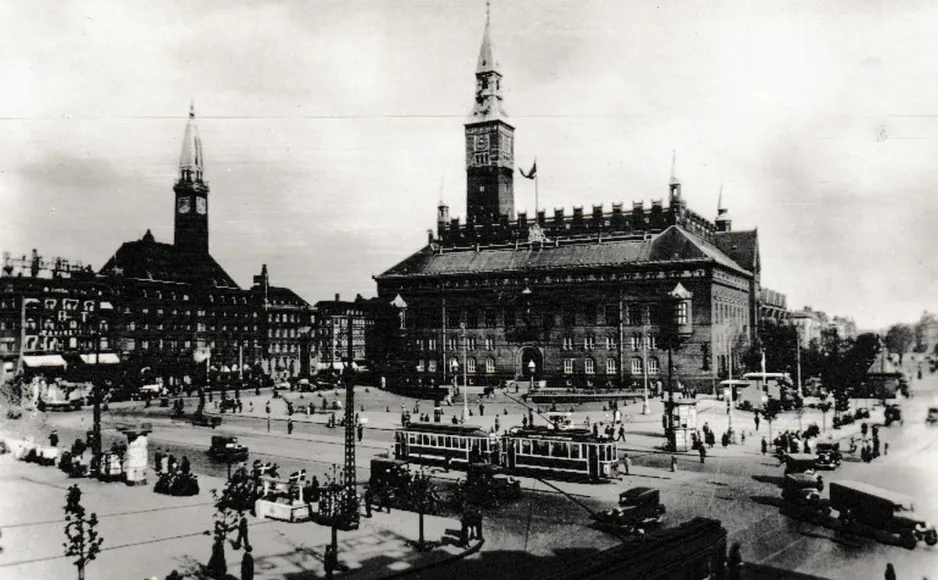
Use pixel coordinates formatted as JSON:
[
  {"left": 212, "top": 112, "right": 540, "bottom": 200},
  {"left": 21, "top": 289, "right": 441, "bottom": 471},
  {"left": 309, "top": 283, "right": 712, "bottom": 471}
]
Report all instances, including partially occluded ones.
[{"left": 517, "top": 346, "right": 543, "bottom": 388}]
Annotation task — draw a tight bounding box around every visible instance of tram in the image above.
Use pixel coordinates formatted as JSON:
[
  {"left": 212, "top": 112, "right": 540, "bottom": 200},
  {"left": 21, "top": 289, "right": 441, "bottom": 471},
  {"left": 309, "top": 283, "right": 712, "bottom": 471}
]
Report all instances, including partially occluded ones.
[{"left": 393, "top": 423, "right": 618, "bottom": 482}]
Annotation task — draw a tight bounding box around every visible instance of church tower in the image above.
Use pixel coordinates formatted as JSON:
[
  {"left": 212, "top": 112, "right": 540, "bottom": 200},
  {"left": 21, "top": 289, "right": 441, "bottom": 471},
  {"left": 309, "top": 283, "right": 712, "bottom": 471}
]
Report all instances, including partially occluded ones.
[
  {"left": 465, "top": 3, "right": 515, "bottom": 223},
  {"left": 174, "top": 103, "right": 210, "bottom": 256}
]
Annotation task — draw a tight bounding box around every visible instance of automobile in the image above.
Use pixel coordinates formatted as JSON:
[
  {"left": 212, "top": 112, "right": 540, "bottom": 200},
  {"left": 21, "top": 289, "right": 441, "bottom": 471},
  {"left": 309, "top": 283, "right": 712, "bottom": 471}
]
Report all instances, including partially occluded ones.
[
  {"left": 781, "top": 474, "right": 830, "bottom": 517},
  {"left": 783, "top": 454, "right": 823, "bottom": 490},
  {"left": 191, "top": 414, "right": 222, "bottom": 429},
  {"left": 831, "top": 481, "right": 937, "bottom": 549},
  {"left": 207, "top": 435, "right": 249, "bottom": 463},
  {"left": 592, "top": 487, "right": 666, "bottom": 532},
  {"left": 926, "top": 407, "right": 938, "bottom": 425},
  {"left": 885, "top": 404, "right": 903, "bottom": 427},
  {"left": 815, "top": 442, "right": 842, "bottom": 470}
]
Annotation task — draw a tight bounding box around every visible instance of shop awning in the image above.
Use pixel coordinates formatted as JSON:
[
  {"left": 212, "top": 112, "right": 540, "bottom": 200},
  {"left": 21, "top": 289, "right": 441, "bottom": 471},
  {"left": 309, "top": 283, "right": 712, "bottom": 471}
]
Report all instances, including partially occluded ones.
[
  {"left": 23, "top": 355, "right": 67, "bottom": 368},
  {"left": 80, "top": 353, "right": 120, "bottom": 365}
]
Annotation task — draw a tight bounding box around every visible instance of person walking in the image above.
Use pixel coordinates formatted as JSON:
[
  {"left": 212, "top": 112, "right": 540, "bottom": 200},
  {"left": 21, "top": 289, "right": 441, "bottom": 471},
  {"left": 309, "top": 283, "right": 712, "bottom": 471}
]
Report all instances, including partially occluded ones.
[
  {"left": 287, "top": 418, "right": 294, "bottom": 435},
  {"left": 240, "top": 546, "right": 254, "bottom": 580},
  {"left": 884, "top": 563, "right": 896, "bottom": 580},
  {"left": 181, "top": 456, "right": 191, "bottom": 475},
  {"left": 761, "top": 437, "right": 768, "bottom": 455},
  {"left": 231, "top": 513, "right": 251, "bottom": 551},
  {"left": 49, "top": 430, "right": 59, "bottom": 448},
  {"left": 357, "top": 423, "right": 364, "bottom": 442},
  {"left": 617, "top": 425, "right": 626, "bottom": 442},
  {"left": 728, "top": 542, "right": 742, "bottom": 580},
  {"left": 754, "top": 413, "right": 761, "bottom": 432},
  {"left": 698, "top": 444, "right": 707, "bottom": 464}
]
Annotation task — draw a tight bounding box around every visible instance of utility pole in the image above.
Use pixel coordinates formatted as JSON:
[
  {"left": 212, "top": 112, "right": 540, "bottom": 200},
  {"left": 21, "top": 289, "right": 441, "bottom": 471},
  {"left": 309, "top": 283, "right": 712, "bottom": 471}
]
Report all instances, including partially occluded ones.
[
  {"left": 796, "top": 331, "right": 803, "bottom": 400},
  {"left": 461, "top": 323, "right": 468, "bottom": 421},
  {"left": 641, "top": 323, "right": 650, "bottom": 415}
]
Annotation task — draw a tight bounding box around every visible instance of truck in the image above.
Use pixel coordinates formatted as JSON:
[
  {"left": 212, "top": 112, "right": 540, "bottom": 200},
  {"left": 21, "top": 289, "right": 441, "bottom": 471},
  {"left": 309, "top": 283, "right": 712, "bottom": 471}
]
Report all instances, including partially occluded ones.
[{"left": 829, "top": 480, "right": 937, "bottom": 549}]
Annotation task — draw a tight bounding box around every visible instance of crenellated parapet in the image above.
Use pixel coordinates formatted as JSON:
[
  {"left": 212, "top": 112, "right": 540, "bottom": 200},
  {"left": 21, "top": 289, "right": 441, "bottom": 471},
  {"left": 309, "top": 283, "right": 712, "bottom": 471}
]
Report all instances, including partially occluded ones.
[{"left": 435, "top": 199, "right": 718, "bottom": 247}]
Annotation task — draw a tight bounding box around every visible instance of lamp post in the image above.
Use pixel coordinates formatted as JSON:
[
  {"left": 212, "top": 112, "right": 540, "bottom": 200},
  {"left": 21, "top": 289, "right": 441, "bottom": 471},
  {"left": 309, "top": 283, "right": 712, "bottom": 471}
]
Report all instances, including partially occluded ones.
[
  {"left": 528, "top": 359, "right": 536, "bottom": 393},
  {"left": 460, "top": 323, "right": 468, "bottom": 421},
  {"left": 722, "top": 322, "right": 736, "bottom": 443},
  {"left": 665, "top": 284, "right": 693, "bottom": 452},
  {"left": 641, "top": 323, "right": 650, "bottom": 415},
  {"left": 91, "top": 298, "right": 114, "bottom": 477}
]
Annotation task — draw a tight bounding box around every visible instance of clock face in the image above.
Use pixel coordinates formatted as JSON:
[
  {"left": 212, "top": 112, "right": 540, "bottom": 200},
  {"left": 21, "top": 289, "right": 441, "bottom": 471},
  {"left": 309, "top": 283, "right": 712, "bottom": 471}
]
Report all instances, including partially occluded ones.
[
  {"left": 196, "top": 197, "right": 207, "bottom": 215},
  {"left": 177, "top": 197, "right": 190, "bottom": 214},
  {"left": 475, "top": 135, "right": 489, "bottom": 151}
]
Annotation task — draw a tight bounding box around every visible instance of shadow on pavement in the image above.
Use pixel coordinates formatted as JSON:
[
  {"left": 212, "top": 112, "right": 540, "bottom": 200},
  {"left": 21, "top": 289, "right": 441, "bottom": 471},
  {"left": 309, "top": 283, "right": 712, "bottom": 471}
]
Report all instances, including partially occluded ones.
[
  {"left": 749, "top": 495, "right": 784, "bottom": 509},
  {"left": 405, "top": 546, "right": 601, "bottom": 580},
  {"left": 751, "top": 474, "right": 786, "bottom": 487}
]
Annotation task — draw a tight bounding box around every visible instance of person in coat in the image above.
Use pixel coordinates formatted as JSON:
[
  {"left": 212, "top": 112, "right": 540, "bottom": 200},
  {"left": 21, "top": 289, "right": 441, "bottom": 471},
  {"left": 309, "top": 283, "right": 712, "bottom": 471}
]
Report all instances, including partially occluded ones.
[{"left": 240, "top": 546, "right": 254, "bottom": 580}]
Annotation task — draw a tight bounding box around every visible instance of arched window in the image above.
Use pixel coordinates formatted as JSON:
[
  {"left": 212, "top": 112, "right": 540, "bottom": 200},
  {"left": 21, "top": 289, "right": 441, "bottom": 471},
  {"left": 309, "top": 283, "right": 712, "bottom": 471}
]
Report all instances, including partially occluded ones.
[
  {"left": 630, "top": 358, "right": 643, "bottom": 375},
  {"left": 485, "top": 358, "right": 495, "bottom": 374},
  {"left": 467, "top": 358, "right": 477, "bottom": 373},
  {"left": 647, "top": 357, "right": 660, "bottom": 375},
  {"left": 605, "top": 358, "right": 617, "bottom": 375},
  {"left": 584, "top": 358, "right": 595, "bottom": 375}
]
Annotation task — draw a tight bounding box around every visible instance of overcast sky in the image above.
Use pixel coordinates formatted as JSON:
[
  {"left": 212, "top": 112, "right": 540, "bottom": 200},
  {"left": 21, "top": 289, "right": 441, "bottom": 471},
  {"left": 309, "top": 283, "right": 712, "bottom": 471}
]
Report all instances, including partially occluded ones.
[{"left": 2, "top": 0, "right": 937, "bottom": 330}]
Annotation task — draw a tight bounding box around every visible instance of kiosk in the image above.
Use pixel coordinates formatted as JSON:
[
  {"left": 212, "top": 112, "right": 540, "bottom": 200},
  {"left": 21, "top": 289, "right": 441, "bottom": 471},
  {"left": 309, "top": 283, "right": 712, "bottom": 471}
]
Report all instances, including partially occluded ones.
[{"left": 665, "top": 400, "right": 698, "bottom": 452}]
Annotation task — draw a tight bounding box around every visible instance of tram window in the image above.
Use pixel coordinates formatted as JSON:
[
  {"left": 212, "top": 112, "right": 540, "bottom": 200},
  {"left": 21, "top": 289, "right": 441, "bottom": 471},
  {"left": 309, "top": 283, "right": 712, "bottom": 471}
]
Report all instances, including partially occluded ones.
[
  {"left": 481, "top": 439, "right": 489, "bottom": 452},
  {"left": 551, "top": 443, "right": 567, "bottom": 458},
  {"left": 598, "top": 446, "right": 605, "bottom": 461},
  {"left": 521, "top": 440, "right": 531, "bottom": 454},
  {"left": 570, "top": 444, "right": 580, "bottom": 459},
  {"left": 421, "top": 434, "right": 429, "bottom": 445},
  {"left": 536, "top": 441, "right": 550, "bottom": 456},
  {"left": 444, "top": 436, "right": 451, "bottom": 448}
]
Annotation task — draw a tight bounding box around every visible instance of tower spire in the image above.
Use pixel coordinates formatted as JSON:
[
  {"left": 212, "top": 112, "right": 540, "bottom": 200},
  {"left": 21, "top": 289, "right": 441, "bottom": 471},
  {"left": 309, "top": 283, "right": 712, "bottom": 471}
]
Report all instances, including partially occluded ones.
[
  {"left": 179, "top": 102, "right": 204, "bottom": 181},
  {"left": 669, "top": 150, "right": 681, "bottom": 201},
  {"left": 470, "top": 1, "right": 506, "bottom": 122},
  {"left": 715, "top": 181, "right": 732, "bottom": 232}
]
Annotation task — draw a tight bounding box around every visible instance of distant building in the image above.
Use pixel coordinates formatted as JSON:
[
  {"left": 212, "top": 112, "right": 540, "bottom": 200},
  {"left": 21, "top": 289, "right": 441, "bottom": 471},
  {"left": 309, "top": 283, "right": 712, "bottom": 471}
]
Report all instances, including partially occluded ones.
[
  {"left": 829, "top": 316, "right": 857, "bottom": 340},
  {"left": 790, "top": 307, "right": 825, "bottom": 347},
  {"left": 372, "top": 14, "right": 777, "bottom": 391},
  {"left": 759, "top": 288, "right": 789, "bottom": 325},
  {"left": 915, "top": 311, "right": 938, "bottom": 354},
  {"left": 313, "top": 294, "right": 372, "bottom": 372},
  {"left": 0, "top": 251, "right": 120, "bottom": 377},
  {"left": 4, "top": 105, "right": 315, "bottom": 387}
]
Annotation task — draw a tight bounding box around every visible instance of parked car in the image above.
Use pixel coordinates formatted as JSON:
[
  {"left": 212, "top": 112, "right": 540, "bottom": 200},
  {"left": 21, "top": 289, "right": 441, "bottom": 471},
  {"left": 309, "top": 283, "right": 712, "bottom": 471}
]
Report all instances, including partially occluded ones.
[
  {"left": 208, "top": 435, "right": 249, "bottom": 463},
  {"left": 885, "top": 404, "right": 903, "bottom": 427},
  {"left": 926, "top": 407, "right": 938, "bottom": 425},
  {"left": 592, "top": 487, "right": 665, "bottom": 532},
  {"left": 781, "top": 474, "right": 830, "bottom": 517},
  {"left": 783, "top": 454, "right": 823, "bottom": 490},
  {"left": 815, "top": 442, "right": 841, "bottom": 470}
]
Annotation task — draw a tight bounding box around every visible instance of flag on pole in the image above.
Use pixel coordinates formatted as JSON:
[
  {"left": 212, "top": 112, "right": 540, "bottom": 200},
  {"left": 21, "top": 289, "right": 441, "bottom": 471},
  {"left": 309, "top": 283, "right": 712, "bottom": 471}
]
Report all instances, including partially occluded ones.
[{"left": 519, "top": 159, "right": 537, "bottom": 180}]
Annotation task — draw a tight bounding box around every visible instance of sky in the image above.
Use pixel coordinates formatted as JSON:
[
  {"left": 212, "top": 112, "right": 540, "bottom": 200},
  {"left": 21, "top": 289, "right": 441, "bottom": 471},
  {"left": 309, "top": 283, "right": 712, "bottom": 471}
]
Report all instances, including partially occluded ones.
[{"left": 2, "top": 0, "right": 937, "bottom": 330}]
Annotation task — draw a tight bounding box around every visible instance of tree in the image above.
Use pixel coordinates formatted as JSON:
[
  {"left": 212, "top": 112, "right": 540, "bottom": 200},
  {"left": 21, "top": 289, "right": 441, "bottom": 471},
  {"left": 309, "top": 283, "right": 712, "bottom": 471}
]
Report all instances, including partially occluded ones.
[
  {"left": 406, "top": 469, "right": 438, "bottom": 551},
  {"left": 760, "top": 399, "right": 782, "bottom": 442},
  {"left": 63, "top": 485, "right": 103, "bottom": 580},
  {"left": 884, "top": 324, "right": 914, "bottom": 364},
  {"left": 818, "top": 398, "right": 833, "bottom": 432}
]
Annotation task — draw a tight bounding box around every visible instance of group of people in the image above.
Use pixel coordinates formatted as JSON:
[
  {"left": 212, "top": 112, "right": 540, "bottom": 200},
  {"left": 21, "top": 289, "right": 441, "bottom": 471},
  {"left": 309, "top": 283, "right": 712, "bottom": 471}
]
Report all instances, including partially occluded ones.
[{"left": 153, "top": 448, "right": 191, "bottom": 476}]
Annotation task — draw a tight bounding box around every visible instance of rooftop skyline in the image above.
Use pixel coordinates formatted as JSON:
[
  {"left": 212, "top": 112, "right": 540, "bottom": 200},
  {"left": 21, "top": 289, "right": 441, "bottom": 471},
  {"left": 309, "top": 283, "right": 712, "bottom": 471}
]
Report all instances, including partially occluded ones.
[{"left": 2, "top": 0, "right": 937, "bottom": 329}]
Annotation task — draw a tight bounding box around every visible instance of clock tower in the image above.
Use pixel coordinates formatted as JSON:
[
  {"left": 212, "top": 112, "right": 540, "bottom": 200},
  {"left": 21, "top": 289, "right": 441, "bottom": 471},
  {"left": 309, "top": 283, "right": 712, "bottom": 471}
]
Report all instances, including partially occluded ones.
[
  {"left": 465, "top": 7, "right": 514, "bottom": 223},
  {"left": 174, "top": 103, "right": 210, "bottom": 256}
]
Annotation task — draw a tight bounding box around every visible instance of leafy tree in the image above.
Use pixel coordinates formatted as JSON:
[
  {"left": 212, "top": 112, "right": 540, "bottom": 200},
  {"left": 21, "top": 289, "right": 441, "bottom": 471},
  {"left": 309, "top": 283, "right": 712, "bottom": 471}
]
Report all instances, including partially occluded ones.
[
  {"left": 406, "top": 470, "right": 438, "bottom": 551},
  {"left": 760, "top": 398, "right": 782, "bottom": 441},
  {"left": 818, "top": 398, "right": 833, "bottom": 432},
  {"left": 884, "top": 324, "right": 914, "bottom": 364},
  {"left": 63, "top": 485, "right": 103, "bottom": 580}
]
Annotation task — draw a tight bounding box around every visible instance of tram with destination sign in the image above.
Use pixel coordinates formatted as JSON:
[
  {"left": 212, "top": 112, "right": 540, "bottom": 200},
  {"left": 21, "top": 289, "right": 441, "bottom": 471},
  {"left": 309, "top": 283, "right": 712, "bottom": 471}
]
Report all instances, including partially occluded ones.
[{"left": 393, "top": 423, "right": 618, "bottom": 482}]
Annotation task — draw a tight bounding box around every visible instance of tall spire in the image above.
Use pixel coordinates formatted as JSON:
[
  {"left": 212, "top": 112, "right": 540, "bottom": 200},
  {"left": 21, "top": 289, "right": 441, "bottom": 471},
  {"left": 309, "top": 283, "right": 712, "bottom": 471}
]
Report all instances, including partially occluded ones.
[
  {"left": 469, "top": 0, "right": 507, "bottom": 122},
  {"left": 179, "top": 101, "right": 204, "bottom": 181},
  {"left": 715, "top": 181, "right": 732, "bottom": 232},
  {"left": 668, "top": 150, "right": 681, "bottom": 200}
]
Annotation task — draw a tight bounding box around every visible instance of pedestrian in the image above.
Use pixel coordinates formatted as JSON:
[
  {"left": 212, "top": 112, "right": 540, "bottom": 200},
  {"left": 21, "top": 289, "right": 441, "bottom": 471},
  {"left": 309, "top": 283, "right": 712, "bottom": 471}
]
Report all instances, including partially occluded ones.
[
  {"left": 617, "top": 425, "right": 626, "bottom": 442},
  {"left": 181, "top": 456, "right": 191, "bottom": 475},
  {"left": 363, "top": 487, "right": 373, "bottom": 518},
  {"left": 287, "top": 418, "right": 294, "bottom": 435},
  {"left": 155, "top": 448, "right": 164, "bottom": 474},
  {"left": 357, "top": 424, "right": 364, "bottom": 442},
  {"left": 231, "top": 513, "right": 251, "bottom": 551},
  {"left": 728, "top": 542, "right": 742, "bottom": 580},
  {"left": 49, "top": 430, "right": 59, "bottom": 448},
  {"left": 761, "top": 437, "right": 767, "bottom": 455},
  {"left": 207, "top": 527, "right": 228, "bottom": 579},
  {"left": 885, "top": 563, "right": 896, "bottom": 580},
  {"left": 884, "top": 442, "right": 889, "bottom": 456},
  {"left": 479, "top": 403, "right": 485, "bottom": 416},
  {"left": 754, "top": 413, "right": 761, "bottom": 431},
  {"left": 444, "top": 456, "right": 452, "bottom": 473},
  {"left": 521, "top": 415, "right": 528, "bottom": 428},
  {"left": 621, "top": 453, "right": 631, "bottom": 476},
  {"left": 698, "top": 444, "right": 706, "bottom": 464},
  {"left": 241, "top": 546, "right": 254, "bottom": 580},
  {"left": 265, "top": 401, "right": 271, "bottom": 415}
]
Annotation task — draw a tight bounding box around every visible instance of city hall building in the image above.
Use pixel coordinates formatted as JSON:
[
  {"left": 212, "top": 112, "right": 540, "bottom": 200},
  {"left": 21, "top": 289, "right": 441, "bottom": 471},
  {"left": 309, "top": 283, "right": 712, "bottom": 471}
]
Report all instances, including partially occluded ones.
[{"left": 374, "top": 16, "right": 781, "bottom": 391}]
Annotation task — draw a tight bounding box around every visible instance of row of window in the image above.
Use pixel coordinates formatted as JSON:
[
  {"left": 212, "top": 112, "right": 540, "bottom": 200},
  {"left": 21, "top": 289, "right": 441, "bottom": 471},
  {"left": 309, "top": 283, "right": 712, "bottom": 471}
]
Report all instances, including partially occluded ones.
[
  {"left": 409, "top": 302, "right": 678, "bottom": 330},
  {"left": 14, "top": 336, "right": 109, "bottom": 352},
  {"left": 416, "top": 334, "right": 658, "bottom": 353},
  {"left": 415, "top": 357, "right": 660, "bottom": 376}
]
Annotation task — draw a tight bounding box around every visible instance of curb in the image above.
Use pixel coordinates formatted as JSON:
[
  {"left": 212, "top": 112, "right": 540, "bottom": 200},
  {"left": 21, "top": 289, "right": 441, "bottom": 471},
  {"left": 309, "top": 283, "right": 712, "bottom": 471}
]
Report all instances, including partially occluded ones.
[{"left": 382, "top": 538, "right": 485, "bottom": 579}]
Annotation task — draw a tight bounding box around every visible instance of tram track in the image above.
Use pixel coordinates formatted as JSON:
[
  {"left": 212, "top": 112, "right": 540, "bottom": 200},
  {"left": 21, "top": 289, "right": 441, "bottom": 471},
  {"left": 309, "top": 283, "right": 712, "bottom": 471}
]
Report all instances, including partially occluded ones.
[{"left": 0, "top": 499, "right": 216, "bottom": 529}]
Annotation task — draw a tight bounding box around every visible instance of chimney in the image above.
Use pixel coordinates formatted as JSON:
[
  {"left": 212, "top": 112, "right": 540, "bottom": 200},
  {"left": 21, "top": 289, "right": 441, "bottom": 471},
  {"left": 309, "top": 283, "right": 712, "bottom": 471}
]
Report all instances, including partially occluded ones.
[{"left": 335, "top": 293, "right": 340, "bottom": 303}]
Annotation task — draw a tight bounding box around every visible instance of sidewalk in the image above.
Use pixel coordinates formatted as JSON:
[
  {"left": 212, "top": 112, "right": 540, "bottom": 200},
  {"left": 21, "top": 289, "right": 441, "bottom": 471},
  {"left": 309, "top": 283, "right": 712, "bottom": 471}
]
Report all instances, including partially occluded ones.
[{"left": 0, "top": 453, "right": 480, "bottom": 580}]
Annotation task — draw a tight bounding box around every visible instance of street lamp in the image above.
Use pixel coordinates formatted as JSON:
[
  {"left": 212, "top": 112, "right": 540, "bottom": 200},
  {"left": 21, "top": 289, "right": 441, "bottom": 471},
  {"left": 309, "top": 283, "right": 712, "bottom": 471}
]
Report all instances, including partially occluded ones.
[
  {"left": 664, "top": 284, "right": 693, "bottom": 451},
  {"left": 460, "top": 323, "right": 468, "bottom": 422},
  {"left": 528, "top": 359, "right": 536, "bottom": 393},
  {"left": 91, "top": 299, "right": 114, "bottom": 477},
  {"left": 641, "top": 323, "right": 650, "bottom": 415}
]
